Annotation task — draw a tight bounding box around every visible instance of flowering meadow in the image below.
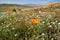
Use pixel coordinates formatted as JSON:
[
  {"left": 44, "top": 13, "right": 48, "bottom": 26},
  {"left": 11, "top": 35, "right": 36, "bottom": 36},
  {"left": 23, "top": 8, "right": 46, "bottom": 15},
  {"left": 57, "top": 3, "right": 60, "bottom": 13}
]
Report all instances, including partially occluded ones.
[{"left": 0, "top": 5, "right": 60, "bottom": 40}]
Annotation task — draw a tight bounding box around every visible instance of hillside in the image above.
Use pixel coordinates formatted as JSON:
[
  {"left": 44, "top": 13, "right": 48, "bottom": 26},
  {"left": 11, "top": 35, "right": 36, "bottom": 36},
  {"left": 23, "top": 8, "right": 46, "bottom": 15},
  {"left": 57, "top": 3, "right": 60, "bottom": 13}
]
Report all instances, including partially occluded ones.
[{"left": 0, "top": 2, "right": 60, "bottom": 40}]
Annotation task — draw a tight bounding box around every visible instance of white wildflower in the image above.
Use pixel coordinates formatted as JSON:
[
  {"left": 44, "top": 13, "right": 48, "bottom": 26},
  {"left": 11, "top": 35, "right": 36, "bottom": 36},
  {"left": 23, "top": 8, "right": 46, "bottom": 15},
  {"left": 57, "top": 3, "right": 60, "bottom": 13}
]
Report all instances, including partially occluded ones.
[
  {"left": 14, "top": 34, "right": 18, "bottom": 36},
  {"left": 42, "top": 33, "right": 45, "bottom": 35},
  {"left": 58, "top": 22, "right": 60, "bottom": 25},
  {"left": 39, "top": 11, "right": 41, "bottom": 13},
  {"left": 48, "top": 15, "right": 52, "bottom": 18},
  {"left": 12, "top": 27, "right": 15, "bottom": 30},
  {"left": 52, "top": 22, "right": 55, "bottom": 24},
  {"left": 6, "top": 25, "right": 9, "bottom": 27},
  {"left": 48, "top": 25, "right": 52, "bottom": 27},
  {"left": 47, "top": 23, "right": 50, "bottom": 25},
  {"left": 55, "top": 21, "right": 58, "bottom": 23},
  {"left": 42, "top": 21, "right": 45, "bottom": 24},
  {"left": 1, "top": 23, "right": 3, "bottom": 24}
]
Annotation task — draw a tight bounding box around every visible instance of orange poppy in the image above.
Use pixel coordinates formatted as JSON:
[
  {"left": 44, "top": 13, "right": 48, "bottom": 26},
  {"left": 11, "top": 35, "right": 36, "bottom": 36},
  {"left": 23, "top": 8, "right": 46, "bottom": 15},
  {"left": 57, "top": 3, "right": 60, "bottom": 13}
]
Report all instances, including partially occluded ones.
[{"left": 32, "top": 19, "right": 40, "bottom": 24}]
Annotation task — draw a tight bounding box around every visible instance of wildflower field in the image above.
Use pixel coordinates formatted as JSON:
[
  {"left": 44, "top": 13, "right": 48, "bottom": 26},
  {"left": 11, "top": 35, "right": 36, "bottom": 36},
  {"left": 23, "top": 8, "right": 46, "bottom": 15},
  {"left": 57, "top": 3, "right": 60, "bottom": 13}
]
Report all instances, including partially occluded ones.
[{"left": 0, "top": 3, "right": 60, "bottom": 40}]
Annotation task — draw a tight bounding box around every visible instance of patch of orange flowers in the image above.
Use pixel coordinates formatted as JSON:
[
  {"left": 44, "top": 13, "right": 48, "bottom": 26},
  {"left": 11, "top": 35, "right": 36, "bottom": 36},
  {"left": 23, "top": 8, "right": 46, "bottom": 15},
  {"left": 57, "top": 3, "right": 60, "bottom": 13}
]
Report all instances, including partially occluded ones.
[
  {"left": 32, "top": 19, "right": 40, "bottom": 24},
  {"left": 46, "top": 4, "right": 53, "bottom": 8}
]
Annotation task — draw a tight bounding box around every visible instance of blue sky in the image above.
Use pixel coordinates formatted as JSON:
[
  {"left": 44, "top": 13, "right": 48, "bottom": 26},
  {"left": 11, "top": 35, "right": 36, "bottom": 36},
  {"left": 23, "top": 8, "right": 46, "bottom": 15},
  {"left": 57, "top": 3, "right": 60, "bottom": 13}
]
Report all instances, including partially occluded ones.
[{"left": 0, "top": 0, "right": 60, "bottom": 5}]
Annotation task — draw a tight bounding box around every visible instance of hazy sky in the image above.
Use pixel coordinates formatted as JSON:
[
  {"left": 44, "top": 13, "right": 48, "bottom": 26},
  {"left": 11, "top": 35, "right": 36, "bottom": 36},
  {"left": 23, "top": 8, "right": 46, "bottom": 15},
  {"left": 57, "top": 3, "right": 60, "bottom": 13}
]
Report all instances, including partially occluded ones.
[{"left": 0, "top": 0, "right": 60, "bottom": 5}]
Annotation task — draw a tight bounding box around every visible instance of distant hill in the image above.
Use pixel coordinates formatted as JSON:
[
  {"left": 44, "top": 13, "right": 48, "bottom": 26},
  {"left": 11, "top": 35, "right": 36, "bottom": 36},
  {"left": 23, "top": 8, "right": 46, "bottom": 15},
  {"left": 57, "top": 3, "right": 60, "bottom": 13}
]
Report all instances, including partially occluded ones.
[
  {"left": 23, "top": 4, "right": 41, "bottom": 6},
  {"left": 52, "top": 2, "right": 60, "bottom": 6},
  {"left": 0, "top": 4, "right": 30, "bottom": 7}
]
